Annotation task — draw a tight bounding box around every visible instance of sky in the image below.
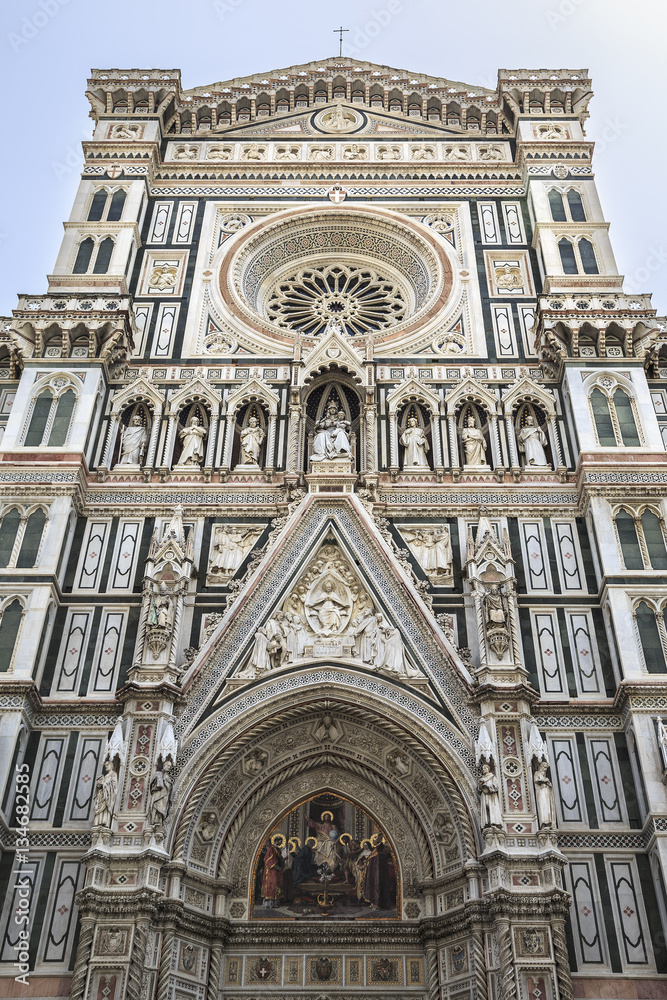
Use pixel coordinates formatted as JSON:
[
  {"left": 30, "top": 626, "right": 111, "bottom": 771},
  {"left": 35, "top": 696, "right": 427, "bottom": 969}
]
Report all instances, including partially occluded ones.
[{"left": 0, "top": 0, "right": 664, "bottom": 315}]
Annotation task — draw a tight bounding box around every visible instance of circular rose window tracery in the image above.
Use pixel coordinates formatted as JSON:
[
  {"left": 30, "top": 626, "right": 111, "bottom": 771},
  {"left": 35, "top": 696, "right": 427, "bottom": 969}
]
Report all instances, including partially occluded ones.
[{"left": 265, "top": 263, "right": 407, "bottom": 337}]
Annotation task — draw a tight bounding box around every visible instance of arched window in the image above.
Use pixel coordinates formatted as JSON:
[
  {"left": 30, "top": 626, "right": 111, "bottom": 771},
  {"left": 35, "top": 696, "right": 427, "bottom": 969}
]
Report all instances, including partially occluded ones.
[
  {"left": 558, "top": 238, "right": 578, "bottom": 274},
  {"left": 23, "top": 384, "right": 77, "bottom": 447},
  {"left": 16, "top": 510, "right": 46, "bottom": 569},
  {"left": 0, "top": 508, "right": 21, "bottom": 567},
  {"left": 641, "top": 511, "right": 667, "bottom": 569},
  {"left": 613, "top": 389, "right": 639, "bottom": 446},
  {"left": 107, "top": 189, "right": 126, "bottom": 221},
  {"left": 87, "top": 190, "right": 108, "bottom": 222},
  {"left": 635, "top": 602, "right": 666, "bottom": 673},
  {"left": 93, "top": 237, "right": 114, "bottom": 274},
  {"left": 25, "top": 390, "right": 54, "bottom": 446},
  {"left": 578, "top": 238, "right": 599, "bottom": 274},
  {"left": 567, "top": 190, "right": 586, "bottom": 221},
  {"left": 47, "top": 389, "right": 76, "bottom": 446},
  {"left": 590, "top": 388, "right": 616, "bottom": 446},
  {"left": 616, "top": 511, "right": 643, "bottom": 569},
  {"left": 73, "top": 238, "right": 95, "bottom": 274},
  {"left": 0, "top": 600, "right": 23, "bottom": 672},
  {"left": 549, "top": 190, "right": 567, "bottom": 222}
]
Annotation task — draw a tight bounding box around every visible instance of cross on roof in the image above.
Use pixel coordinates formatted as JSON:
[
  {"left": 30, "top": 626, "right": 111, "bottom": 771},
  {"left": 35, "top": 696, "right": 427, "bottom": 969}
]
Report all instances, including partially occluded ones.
[{"left": 333, "top": 26, "right": 349, "bottom": 58}]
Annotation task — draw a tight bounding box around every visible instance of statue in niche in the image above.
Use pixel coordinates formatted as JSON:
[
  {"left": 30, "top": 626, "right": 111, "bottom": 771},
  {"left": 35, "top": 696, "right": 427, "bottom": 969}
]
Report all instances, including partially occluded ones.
[
  {"left": 177, "top": 415, "right": 206, "bottom": 468},
  {"left": 149, "top": 758, "right": 174, "bottom": 827},
  {"left": 400, "top": 416, "right": 430, "bottom": 469},
  {"left": 534, "top": 761, "right": 556, "bottom": 829},
  {"left": 311, "top": 402, "right": 351, "bottom": 462},
  {"left": 479, "top": 764, "right": 503, "bottom": 828},
  {"left": 314, "top": 713, "right": 342, "bottom": 743},
  {"left": 518, "top": 414, "right": 549, "bottom": 467},
  {"left": 239, "top": 415, "right": 265, "bottom": 467},
  {"left": 118, "top": 414, "right": 148, "bottom": 466},
  {"left": 483, "top": 583, "right": 507, "bottom": 627},
  {"left": 401, "top": 526, "right": 453, "bottom": 584},
  {"left": 93, "top": 759, "right": 118, "bottom": 828},
  {"left": 461, "top": 415, "right": 488, "bottom": 467},
  {"left": 198, "top": 812, "right": 217, "bottom": 842},
  {"left": 207, "top": 524, "right": 261, "bottom": 582}
]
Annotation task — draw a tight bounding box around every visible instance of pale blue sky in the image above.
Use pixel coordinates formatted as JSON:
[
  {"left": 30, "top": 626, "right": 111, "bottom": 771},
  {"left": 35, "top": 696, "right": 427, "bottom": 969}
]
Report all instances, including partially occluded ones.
[{"left": 1, "top": 0, "right": 664, "bottom": 314}]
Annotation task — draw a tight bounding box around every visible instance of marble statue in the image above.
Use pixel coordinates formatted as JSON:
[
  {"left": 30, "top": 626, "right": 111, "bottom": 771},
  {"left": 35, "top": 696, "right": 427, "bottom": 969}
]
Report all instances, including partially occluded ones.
[
  {"left": 239, "top": 415, "right": 265, "bottom": 466},
  {"left": 311, "top": 403, "right": 351, "bottom": 461},
  {"left": 118, "top": 414, "right": 148, "bottom": 466},
  {"left": 483, "top": 584, "right": 506, "bottom": 626},
  {"left": 479, "top": 764, "right": 502, "bottom": 828},
  {"left": 198, "top": 812, "right": 217, "bottom": 842},
  {"left": 149, "top": 758, "right": 174, "bottom": 827},
  {"left": 400, "top": 417, "right": 430, "bottom": 468},
  {"left": 177, "top": 416, "right": 206, "bottom": 468},
  {"left": 534, "top": 761, "right": 556, "bottom": 829},
  {"left": 461, "top": 415, "right": 488, "bottom": 467},
  {"left": 208, "top": 524, "right": 261, "bottom": 580},
  {"left": 93, "top": 759, "right": 118, "bottom": 828},
  {"left": 401, "top": 526, "right": 452, "bottom": 583},
  {"left": 518, "top": 414, "right": 549, "bottom": 467}
]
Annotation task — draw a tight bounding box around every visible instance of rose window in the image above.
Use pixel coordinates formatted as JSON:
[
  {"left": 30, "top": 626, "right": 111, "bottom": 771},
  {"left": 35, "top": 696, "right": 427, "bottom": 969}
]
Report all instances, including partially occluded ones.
[{"left": 264, "top": 264, "right": 407, "bottom": 337}]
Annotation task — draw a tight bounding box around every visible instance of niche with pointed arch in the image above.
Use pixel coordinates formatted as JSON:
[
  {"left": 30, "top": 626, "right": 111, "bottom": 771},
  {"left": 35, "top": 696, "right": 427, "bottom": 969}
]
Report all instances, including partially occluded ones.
[{"left": 251, "top": 791, "right": 398, "bottom": 919}]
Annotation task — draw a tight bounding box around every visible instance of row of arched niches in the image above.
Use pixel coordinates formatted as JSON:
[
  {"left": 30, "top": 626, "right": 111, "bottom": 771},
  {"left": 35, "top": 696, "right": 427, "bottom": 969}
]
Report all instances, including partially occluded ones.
[{"left": 102, "top": 371, "right": 570, "bottom": 475}]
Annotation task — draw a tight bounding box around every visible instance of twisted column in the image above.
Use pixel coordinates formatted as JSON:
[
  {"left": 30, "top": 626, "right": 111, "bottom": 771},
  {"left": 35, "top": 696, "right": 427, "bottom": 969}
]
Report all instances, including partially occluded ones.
[
  {"left": 126, "top": 919, "right": 150, "bottom": 1000},
  {"left": 207, "top": 942, "right": 223, "bottom": 1000},
  {"left": 155, "top": 928, "right": 175, "bottom": 1000},
  {"left": 425, "top": 945, "right": 440, "bottom": 1000},
  {"left": 472, "top": 928, "right": 489, "bottom": 1000},
  {"left": 498, "top": 919, "right": 517, "bottom": 1000},
  {"left": 552, "top": 919, "right": 573, "bottom": 1000},
  {"left": 69, "top": 917, "right": 95, "bottom": 1000}
]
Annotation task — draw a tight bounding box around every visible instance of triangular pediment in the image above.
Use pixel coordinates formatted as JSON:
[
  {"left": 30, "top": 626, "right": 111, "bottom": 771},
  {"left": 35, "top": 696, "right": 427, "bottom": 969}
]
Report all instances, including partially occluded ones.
[
  {"left": 176, "top": 496, "right": 475, "bottom": 756},
  {"left": 185, "top": 58, "right": 493, "bottom": 101}
]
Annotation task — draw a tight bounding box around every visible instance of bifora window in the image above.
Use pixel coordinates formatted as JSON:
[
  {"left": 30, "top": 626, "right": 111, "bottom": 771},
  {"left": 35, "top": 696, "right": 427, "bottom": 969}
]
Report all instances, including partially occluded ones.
[{"left": 265, "top": 264, "right": 408, "bottom": 337}]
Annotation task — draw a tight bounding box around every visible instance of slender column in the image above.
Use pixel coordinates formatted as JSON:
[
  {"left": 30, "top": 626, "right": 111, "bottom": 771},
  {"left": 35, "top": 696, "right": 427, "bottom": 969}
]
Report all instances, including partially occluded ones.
[
  {"left": 490, "top": 415, "right": 503, "bottom": 468},
  {"left": 161, "top": 415, "right": 177, "bottom": 468},
  {"left": 552, "top": 919, "right": 573, "bottom": 1000},
  {"left": 265, "top": 412, "right": 277, "bottom": 471},
  {"left": 505, "top": 415, "right": 520, "bottom": 468},
  {"left": 204, "top": 413, "right": 218, "bottom": 468},
  {"left": 221, "top": 411, "right": 236, "bottom": 471},
  {"left": 207, "top": 942, "right": 224, "bottom": 1000},
  {"left": 69, "top": 917, "right": 95, "bottom": 1000},
  {"left": 364, "top": 405, "right": 377, "bottom": 472},
  {"left": 430, "top": 411, "right": 443, "bottom": 468},
  {"left": 425, "top": 944, "right": 439, "bottom": 1000},
  {"left": 286, "top": 403, "right": 302, "bottom": 474},
  {"left": 145, "top": 409, "right": 162, "bottom": 469},
  {"left": 126, "top": 919, "right": 150, "bottom": 1000},
  {"left": 101, "top": 413, "right": 121, "bottom": 468},
  {"left": 389, "top": 411, "right": 399, "bottom": 469},
  {"left": 448, "top": 415, "right": 460, "bottom": 469},
  {"left": 498, "top": 918, "right": 517, "bottom": 1000},
  {"left": 548, "top": 414, "right": 564, "bottom": 467},
  {"left": 155, "top": 928, "right": 175, "bottom": 1000},
  {"left": 472, "top": 928, "right": 489, "bottom": 1000}
]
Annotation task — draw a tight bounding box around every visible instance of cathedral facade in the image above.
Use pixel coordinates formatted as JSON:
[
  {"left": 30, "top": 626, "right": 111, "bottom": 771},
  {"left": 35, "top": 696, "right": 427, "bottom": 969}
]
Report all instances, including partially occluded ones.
[{"left": 1, "top": 56, "right": 667, "bottom": 1000}]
